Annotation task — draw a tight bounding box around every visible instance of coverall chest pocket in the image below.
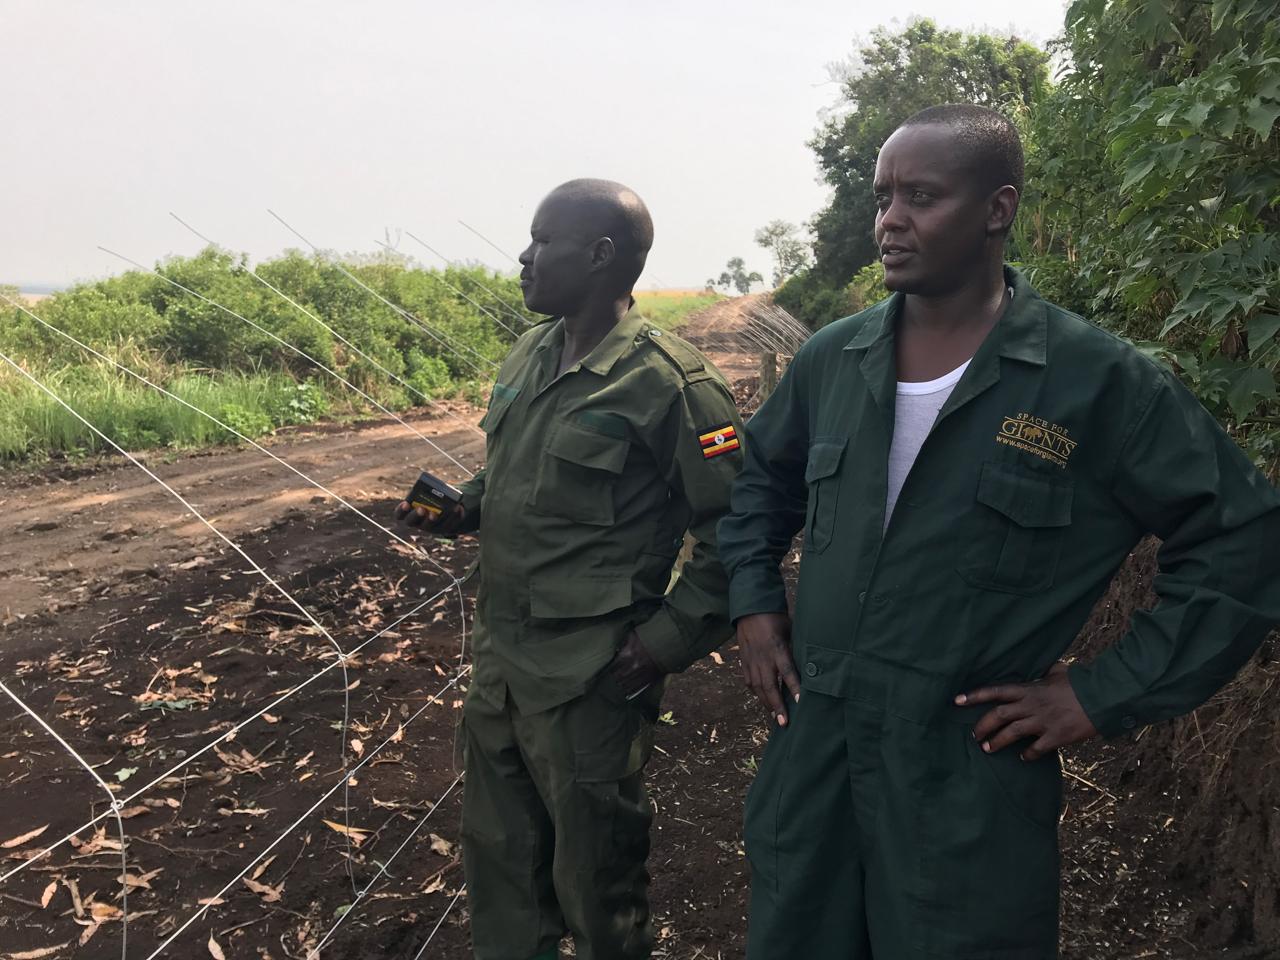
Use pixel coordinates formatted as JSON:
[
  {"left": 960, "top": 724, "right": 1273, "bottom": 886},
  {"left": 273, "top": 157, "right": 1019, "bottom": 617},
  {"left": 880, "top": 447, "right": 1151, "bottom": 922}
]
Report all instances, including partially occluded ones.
[
  {"left": 479, "top": 383, "right": 519, "bottom": 436},
  {"left": 803, "top": 438, "right": 847, "bottom": 554},
  {"left": 528, "top": 421, "right": 630, "bottom": 525},
  {"left": 957, "top": 461, "right": 1073, "bottom": 595}
]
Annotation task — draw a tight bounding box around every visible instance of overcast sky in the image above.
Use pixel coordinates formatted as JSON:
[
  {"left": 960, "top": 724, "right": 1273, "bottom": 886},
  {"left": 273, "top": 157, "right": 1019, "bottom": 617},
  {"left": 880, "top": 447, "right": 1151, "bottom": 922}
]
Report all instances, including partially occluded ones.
[{"left": 2, "top": 0, "right": 1068, "bottom": 291}]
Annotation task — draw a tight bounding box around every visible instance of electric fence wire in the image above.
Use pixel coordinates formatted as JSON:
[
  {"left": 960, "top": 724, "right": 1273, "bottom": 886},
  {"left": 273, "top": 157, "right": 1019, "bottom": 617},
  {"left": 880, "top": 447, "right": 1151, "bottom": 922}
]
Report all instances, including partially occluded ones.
[
  {"left": 0, "top": 344, "right": 364, "bottom": 902},
  {"left": 457, "top": 219, "right": 520, "bottom": 266},
  {"left": 371, "top": 238, "right": 521, "bottom": 340},
  {"left": 401, "top": 230, "right": 534, "bottom": 329},
  {"left": 747, "top": 309, "right": 793, "bottom": 355},
  {"left": 305, "top": 772, "right": 465, "bottom": 958},
  {"left": 0, "top": 680, "right": 130, "bottom": 960},
  {"left": 0, "top": 578, "right": 458, "bottom": 887},
  {"left": 1, "top": 279, "right": 484, "bottom": 952},
  {"left": 0, "top": 294, "right": 473, "bottom": 573},
  {"left": 167, "top": 213, "right": 485, "bottom": 440},
  {"left": 747, "top": 314, "right": 792, "bottom": 356},
  {"left": 266, "top": 210, "right": 500, "bottom": 374},
  {"left": 412, "top": 885, "right": 468, "bottom": 960},
  {"left": 0, "top": 347, "right": 476, "bottom": 951},
  {"left": 3, "top": 288, "right": 480, "bottom": 897},
  {"left": 93, "top": 248, "right": 477, "bottom": 477},
  {"left": 139, "top": 666, "right": 471, "bottom": 960}
]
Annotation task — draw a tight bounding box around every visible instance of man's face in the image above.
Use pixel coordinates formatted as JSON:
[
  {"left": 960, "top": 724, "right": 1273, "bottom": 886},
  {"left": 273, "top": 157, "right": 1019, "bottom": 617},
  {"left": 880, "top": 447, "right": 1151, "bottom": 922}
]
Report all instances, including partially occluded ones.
[
  {"left": 872, "top": 125, "right": 993, "bottom": 296},
  {"left": 518, "top": 193, "right": 595, "bottom": 317}
]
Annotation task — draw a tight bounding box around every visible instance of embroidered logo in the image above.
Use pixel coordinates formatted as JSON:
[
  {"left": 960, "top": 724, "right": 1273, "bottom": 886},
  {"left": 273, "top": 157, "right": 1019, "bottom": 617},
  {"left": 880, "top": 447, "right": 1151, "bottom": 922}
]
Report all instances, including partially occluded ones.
[
  {"left": 996, "top": 414, "right": 1076, "bottom": 467},
  {"left": 699, "top": 423, "right": 740, "bottom": 459}
]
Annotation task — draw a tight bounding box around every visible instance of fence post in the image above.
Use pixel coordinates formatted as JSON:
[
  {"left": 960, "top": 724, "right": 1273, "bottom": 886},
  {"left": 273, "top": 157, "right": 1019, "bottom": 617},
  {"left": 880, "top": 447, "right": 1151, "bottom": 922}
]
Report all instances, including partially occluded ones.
[{"left": 758, "top": 350, "right": 778, "bottom": 402}]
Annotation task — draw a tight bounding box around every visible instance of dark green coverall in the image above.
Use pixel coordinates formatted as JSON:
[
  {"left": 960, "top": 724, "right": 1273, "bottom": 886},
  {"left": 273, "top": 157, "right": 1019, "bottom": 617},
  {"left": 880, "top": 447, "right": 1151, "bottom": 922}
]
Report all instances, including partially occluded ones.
[
  {"left": 455, "top": 310, "right": 742, "bottom": 960},
  {"left": 716, "top": 267, "right": 1280, "bottom": 959}
]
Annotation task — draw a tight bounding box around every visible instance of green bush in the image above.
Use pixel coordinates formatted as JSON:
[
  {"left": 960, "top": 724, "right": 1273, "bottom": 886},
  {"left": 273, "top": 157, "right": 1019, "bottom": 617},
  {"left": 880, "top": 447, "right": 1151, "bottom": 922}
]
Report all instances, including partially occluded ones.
[
  {"left": 774, "top": 270, "right": 855, "bottom": 330},
  {"left": 0, "top": 247, "right": 536, "bottom": 462},
  {"left": 848, "top": 263, "right": 889, "bottom": 313}
]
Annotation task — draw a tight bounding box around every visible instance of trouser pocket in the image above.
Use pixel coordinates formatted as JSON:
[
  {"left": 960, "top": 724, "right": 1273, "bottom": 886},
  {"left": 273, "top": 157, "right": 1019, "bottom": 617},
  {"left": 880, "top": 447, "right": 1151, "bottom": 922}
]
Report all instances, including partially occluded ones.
[{"left": 912, "top": 722, "right": 1060, "bottom": 958}]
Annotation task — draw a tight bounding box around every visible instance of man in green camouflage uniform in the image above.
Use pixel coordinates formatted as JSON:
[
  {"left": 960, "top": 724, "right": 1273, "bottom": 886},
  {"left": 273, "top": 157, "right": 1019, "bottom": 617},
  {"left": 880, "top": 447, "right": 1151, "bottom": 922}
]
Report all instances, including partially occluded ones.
[{"left": 398, "top": 179, "right": 742, "bottom": 960}]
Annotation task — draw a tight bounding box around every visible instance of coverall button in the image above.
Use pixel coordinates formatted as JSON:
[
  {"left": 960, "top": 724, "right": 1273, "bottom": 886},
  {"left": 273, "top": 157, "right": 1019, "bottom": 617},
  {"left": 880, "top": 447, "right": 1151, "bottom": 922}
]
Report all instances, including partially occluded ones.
[
  {"left": 804, "top": 661, "right": 818, "bottom": 678},
  {"left": 857, "top": 591, "right": 866, "bottom": 603},
  {"left": 649, "top": 329, "right": 663, "bottom": 338},
  {"left": 1121, "top": 715, "right": 1137, "bottom": 730}
]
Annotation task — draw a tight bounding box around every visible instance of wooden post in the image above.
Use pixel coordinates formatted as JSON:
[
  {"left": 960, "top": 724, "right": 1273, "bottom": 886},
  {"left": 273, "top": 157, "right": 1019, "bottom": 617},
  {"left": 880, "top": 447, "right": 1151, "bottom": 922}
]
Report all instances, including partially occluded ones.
[{"left": 759, "top": 350, "right": 778, "bottom": 402}]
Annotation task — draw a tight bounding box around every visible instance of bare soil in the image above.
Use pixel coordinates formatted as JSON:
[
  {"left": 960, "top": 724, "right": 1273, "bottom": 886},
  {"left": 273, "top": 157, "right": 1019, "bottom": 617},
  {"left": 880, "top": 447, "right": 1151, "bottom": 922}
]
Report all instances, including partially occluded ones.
[{"left": 0, "top": 299, "right": 1276, "bottom": 959}]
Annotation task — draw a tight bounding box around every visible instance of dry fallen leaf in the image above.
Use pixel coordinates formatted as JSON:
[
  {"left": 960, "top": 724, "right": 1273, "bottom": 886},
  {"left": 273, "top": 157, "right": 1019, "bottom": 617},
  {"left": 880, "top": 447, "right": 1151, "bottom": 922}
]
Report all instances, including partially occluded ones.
[
  {"left": 243, "top": 876, "right": 285, "bottom": 902},
  {"left": 7, "top": 944, "right": 70, "bottom": 959},
  {"left": 117, "top": 806, "right": 151, "bottom": 819},
  {"left": 89, "top": 903, "right": 121, "bottom": 922},
  {"left": 119, "top": 868, "right": 163, "bottom": 890},
  {"left": 77, "top": 924, "right": 100, "bottom": 947},
  {"left": 321, "top": 819, "right": 370, "bottom": 846},
  {"left": 39, "top": 881, "right": 57, "bottom": 908},
  {"left": 2, "top": 824, "right": 49, "bottom": 849},
  {"left": 207, "top": 933, "right": 226, "bottom": 960},
  {"left": 429, "top": 833, "right": 454, "bottom": 857},
  {"left": 350, "top": 738, "right": 364, "bottom": 758},
  {"left": 294, "top": 750, "right": 314, "bottom": 769},
  {"left": 390, "top": 724, "right": 404, "bottom": 744},
  {"left": 197, "top": 897, "right": 225, "bottom": 907},
  {"left": 251, "top": 855, "right": 276, "bottom": 880},
  {"left": 709, "top": 650, "right": 724, "bottom": 665},
  {"left": 262, "top": 713, "right": 280, "bottom": 724},
  {"left": 422, "top": 874, "right": 446, "bottom": 894}
]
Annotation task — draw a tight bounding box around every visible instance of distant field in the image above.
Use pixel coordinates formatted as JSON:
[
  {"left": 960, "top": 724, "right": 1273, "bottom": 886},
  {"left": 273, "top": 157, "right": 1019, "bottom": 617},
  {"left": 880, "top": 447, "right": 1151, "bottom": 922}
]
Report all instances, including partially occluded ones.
[
  {"left": 639, "top": 287, "right": 714, "bottom": 297},
  {"left": 634, "top": 289, "right": 724, "bottom": 330}
]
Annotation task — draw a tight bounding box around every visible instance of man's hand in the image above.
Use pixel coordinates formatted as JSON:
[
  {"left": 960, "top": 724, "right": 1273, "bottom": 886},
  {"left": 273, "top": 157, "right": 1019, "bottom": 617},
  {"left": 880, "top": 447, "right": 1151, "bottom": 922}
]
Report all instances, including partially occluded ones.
[
  {"left": 606, "top": 632, "right": 665, "bottom": 699},
  {"left": 956, "top": 662, "right": 1098, "bottom": 761},
  {"left": 394, "top": 500, "right": 468, "bottom": 538},
  {"left": 736, "top": 612, "right": 800, "bottom": 727}
]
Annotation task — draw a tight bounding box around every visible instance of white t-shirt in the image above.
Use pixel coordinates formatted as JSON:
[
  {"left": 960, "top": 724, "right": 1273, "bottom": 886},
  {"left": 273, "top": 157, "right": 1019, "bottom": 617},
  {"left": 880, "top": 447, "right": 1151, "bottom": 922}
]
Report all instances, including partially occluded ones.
[{"left": 884, "top": 360, "right": 970, "bottom": 530}]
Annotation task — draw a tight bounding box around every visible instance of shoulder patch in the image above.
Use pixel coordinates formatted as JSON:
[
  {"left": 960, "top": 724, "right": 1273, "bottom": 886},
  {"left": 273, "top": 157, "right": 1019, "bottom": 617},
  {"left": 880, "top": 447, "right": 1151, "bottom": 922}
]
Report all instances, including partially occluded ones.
[
  {"left": 698, "top": 422, "right": 740, "bottom": 459},
  {"left": 642, "top": 326, "right": 707, "bottom": 380}
]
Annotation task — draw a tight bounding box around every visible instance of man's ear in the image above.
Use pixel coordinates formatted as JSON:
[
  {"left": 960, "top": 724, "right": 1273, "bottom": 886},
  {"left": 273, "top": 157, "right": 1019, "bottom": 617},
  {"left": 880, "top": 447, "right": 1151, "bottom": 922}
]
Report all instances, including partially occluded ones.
[
  {"left": 987, "top": 185, "right": 1020, "bottom": 237},
  {"left": 589, "top": 237, "right": 617, "bottom": 272}
]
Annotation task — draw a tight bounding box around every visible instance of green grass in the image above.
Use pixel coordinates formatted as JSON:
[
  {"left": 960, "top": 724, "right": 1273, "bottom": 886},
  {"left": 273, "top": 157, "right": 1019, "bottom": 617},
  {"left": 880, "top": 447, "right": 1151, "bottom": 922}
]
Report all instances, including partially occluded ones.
[
  {"left": 633, "top": 292, "right": 724, "bottom": 331},
  {"left": 0, "top": 359, "right": 352, "bottom": 462}
]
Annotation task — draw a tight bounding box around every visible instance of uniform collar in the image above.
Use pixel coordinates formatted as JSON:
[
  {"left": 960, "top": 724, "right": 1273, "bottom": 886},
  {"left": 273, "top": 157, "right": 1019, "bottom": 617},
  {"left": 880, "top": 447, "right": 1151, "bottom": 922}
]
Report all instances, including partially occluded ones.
[
  {"left": 842, "top": 266, "right": 1046, "bottom": 367},
  {"left": 535, "top": 305, "right": 646, "bottom": 378}
]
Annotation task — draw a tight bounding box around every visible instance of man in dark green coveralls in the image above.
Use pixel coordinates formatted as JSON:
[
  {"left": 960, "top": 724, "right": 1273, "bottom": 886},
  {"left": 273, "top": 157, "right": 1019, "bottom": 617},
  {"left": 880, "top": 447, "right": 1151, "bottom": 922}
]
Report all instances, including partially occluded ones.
[
  {"left": 717, "top": 105, "right": 1280, "bottom": 959},
  {"left": 397, "top": 180, "right": 742, "bottom": 959}
]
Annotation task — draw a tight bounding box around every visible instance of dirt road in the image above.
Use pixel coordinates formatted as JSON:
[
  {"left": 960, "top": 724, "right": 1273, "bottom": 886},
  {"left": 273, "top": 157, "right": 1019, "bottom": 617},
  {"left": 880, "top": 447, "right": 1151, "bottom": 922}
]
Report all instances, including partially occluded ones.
[{"left": 0, "top": 406, "right": 486, "bottom": 624}]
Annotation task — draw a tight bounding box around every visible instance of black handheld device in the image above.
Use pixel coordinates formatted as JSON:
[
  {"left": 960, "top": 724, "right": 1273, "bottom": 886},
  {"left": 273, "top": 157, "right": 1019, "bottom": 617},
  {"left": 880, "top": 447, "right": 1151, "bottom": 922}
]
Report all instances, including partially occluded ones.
[{"left": 405, "top": 470, "right": 463, "bottom": 521}]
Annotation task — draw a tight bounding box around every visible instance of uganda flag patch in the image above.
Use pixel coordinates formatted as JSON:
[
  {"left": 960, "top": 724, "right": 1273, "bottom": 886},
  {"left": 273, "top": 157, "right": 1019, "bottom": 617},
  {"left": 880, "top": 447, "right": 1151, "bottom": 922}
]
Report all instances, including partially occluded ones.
[{"left": 699, "top": 423, "right": 740, "bottom": 459}]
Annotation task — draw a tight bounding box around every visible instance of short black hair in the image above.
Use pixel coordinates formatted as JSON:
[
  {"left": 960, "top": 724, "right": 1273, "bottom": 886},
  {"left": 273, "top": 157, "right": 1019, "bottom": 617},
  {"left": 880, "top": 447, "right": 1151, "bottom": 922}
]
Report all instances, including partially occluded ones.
[
  {"left": 548, "top": 178, "right": 654, "bottom": 288},
  {"left": 898, "top": 104, "right": 1024, "bottom": 195}
]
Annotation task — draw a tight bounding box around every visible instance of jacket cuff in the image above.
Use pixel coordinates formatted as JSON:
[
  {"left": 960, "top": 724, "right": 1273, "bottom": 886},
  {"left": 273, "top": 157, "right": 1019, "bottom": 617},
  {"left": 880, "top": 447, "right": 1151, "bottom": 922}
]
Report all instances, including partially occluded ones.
[
  {"left": 728, "top": 564, "right": 789, "bottom": 623},
  {"left": 1067, "top": 661, "right": 1144, "bottom": 739},
  {"left": 457, "top": 486, "right": 483, "bottom": 534},
  {"left": 632, "top": 608, "right": 691, "bottom": 675}
]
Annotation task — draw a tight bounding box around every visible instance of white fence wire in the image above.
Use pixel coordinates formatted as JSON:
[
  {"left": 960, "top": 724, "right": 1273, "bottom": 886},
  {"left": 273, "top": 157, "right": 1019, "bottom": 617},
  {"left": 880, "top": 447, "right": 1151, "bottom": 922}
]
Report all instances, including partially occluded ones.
[{"left": 0, "top": 274, "right": 481, "bottom": 954}]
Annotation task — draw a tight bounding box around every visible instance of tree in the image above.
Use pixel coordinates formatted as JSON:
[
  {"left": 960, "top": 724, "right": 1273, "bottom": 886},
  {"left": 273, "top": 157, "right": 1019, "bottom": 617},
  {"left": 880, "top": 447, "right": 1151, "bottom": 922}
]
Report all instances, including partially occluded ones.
[
  {"left": 715, "top": 257, "right": 764, "bottom": 296},
  {"left": 808, "top": 20, "right": 1050, "bottom": 286},
  {"left": 754, "top": 220, "right": 813, "bottom": 287},
  {"left": 1022, "top": 0, "right": 1280, "bottom": 467}
]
